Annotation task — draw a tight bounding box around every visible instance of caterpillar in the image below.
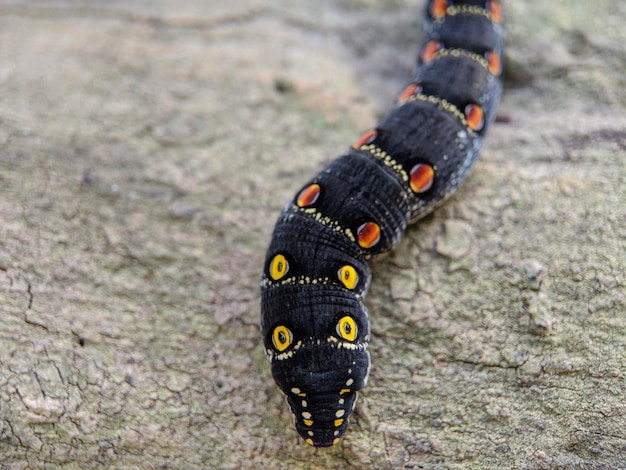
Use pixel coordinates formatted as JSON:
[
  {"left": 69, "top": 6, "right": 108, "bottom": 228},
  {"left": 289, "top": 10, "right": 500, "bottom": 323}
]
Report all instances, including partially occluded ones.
[{"left": 261, "top": 0, "right": 504, "bottom": 447}]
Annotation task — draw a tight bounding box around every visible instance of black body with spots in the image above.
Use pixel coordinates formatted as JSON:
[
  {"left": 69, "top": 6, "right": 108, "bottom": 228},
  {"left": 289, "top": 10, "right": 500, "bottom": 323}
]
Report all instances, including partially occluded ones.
[{"left": 261, "top": 0, "right": 504, "bottom": 447}]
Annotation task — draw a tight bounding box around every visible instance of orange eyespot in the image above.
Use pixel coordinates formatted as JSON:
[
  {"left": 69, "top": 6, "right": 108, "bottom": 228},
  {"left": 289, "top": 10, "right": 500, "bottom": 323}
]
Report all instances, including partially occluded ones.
[
  {"left": 336, "top": 316, "right": 357, "bottom": 342},
  {"left": 421, "top": 40, "right": 443, "bottom": 62},
  {"left": 269, "top": 253, "right": 289, "bottom": 280},
  {"left": 296, "top": 183, "right": 321, "bottom": 207},
  {"left": 487, "top": 0, "right": 502, "bottom": 23},
  {"left": 272, "top": 325, "right": 293, "bottom": 352},
  {"left": 465, "top": 103, "right": 485, "bottom": 132},
  {"left": 485, "top": 50, "right": 502, "bottom": 76},
  {"left": 409, "top": 163, "right": 435, "bottom": 193},
  {"left": 398, "top": 83, "right": 422, "bottom": 103},
  {"left": 429, "top": 0, "right": 448, "bottom": 19},
  {"left": 352, "top": 129, "right": 378, "bottom": 149},
  {"left": 357, "top": 222, "right": 381, "bottom": 249}
]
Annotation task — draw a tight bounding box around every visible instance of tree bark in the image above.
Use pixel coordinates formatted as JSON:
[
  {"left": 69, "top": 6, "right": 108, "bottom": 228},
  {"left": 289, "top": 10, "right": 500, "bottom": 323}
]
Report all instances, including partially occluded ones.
[{"left": 1, "top": 0, "right": 624, "bottom": 468}]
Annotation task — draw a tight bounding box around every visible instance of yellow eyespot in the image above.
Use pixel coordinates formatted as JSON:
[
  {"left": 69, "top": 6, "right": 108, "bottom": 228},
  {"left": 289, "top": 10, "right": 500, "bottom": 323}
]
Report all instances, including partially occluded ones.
[
  {"left": 338, "top": 265, "right": 358, "bottom": 290},
  {"left": 336, "top": 316, "right": 357, "bottom": 342},
  {"left": 272, "top": 325, "right": 293, "bottom": 352},
  {"left": 269, "top": 254, "right": 289, "bottom": 281}
]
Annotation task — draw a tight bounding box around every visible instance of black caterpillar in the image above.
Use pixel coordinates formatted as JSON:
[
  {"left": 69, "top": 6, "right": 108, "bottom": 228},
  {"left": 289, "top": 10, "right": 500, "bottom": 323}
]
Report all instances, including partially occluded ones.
[{"left": 261, "top": 0, "right": 504, "bottom": 447}]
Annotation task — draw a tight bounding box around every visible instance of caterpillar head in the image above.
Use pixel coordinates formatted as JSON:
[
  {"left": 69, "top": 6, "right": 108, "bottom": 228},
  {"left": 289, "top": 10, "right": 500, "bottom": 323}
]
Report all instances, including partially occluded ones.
[{"left": 261, "top": 283, "right": 370, "bottom": 446}]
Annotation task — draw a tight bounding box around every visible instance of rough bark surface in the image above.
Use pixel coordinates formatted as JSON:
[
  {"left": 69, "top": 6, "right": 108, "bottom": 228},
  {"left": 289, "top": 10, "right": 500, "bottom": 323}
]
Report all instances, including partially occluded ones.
[{"left": 1, "top": 1, "right": 624, "bottom": 468}]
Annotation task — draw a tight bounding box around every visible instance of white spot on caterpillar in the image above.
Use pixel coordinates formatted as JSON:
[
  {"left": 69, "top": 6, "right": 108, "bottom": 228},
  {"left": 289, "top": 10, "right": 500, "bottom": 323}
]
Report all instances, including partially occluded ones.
[{"left": 364, "top": 350, "right": 371, "bottom": 386}]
